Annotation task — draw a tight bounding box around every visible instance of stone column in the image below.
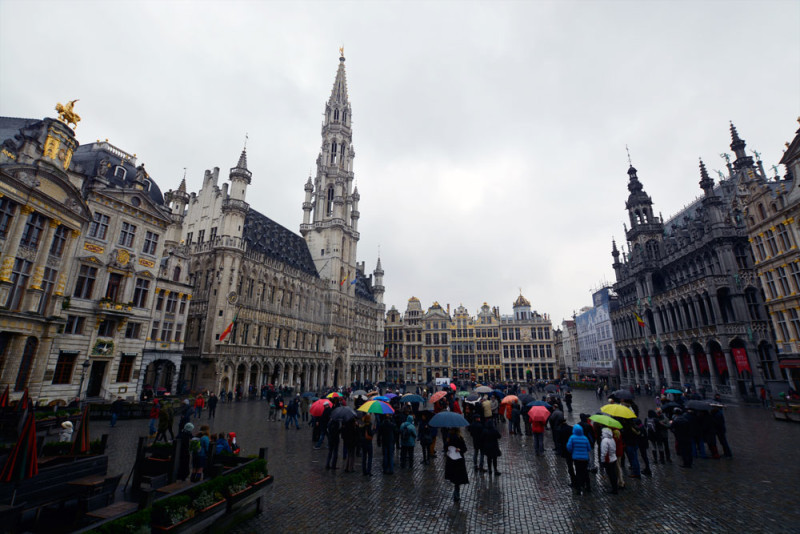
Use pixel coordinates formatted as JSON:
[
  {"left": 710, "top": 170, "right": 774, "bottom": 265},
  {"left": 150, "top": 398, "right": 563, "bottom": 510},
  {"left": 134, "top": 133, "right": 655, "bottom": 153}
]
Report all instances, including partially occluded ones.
[
  {"left": 287, "top": 364, "right": 294, "bottom": 391},
  {"left": 660, "top": 353, "right": 670, "bottom": 388},
  {"left": 650, "top": 354, "right": 658, "bottom": 387},
  {"left": 705, "top": 351, "right": 718, "bottom": 393},
  {"left": 689, "top": 351, "right": 701, "bottom": 391},
  {"left": 677, "top": 352, "right": 687, "bottom": 388},
  {"left": 723, "top": 350, "right": 737, "bottom": 394}
]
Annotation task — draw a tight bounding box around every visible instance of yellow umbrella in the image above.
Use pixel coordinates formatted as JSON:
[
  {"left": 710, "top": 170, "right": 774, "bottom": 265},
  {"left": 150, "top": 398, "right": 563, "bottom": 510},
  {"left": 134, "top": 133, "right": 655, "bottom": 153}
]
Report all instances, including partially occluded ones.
[{"left": 600, "top": 403, "right": 636, "bottom": 419}]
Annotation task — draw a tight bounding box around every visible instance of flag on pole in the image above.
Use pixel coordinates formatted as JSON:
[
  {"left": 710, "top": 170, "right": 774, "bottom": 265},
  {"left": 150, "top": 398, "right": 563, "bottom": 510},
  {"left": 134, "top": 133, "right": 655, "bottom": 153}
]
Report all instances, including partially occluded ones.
[
  {"left": 383, "top": 346, "right": 389, "bottom": 358},
  {"left": 340, "top": 275, "right": 348, "bottom": 286},
  {"left": 220, "top": 310, "right": 239, "bottom": 342},
  {"left": 634, "top": 312, "right": 645, "bottom": 328},
  {"left": 350, "top": 277, "right": 357, "bottom": 285}
]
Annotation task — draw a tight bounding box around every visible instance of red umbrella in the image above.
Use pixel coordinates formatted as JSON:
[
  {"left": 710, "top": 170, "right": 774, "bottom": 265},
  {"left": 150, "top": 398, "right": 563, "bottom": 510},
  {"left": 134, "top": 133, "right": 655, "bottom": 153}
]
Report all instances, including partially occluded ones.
[
  {"left": 449, "top": 383, "right": 456, "bottom": 391},
  {"left": 0, "top": 385, "right": 8, "bottom": 408},
  {"left": 430, "top": 391, "right": 448, "bottom": 404},
  {"left": 70, "top": 405, "right": 91, "bottom": 455},
  {"left": 309, "top": 398, "right": 332, "bottom": 418},
  {"left": 527, "top": 405, "right": 551, "bottom": 423},
  {"left": 0, "top": 408, "right": 38, "bottom": 504}
]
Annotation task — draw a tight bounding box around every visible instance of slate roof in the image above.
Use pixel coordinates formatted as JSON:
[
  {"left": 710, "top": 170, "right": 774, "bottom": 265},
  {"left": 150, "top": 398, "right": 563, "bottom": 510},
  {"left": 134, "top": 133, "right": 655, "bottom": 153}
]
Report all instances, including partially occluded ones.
[
  {"left": 243, "top": 209, "right": 319, "bottom": 277},
  {"left": 0, "top": 117, "right": 41, "bottom": 149},
  {"left": 72, "top": 143, "right": 165, "bottom": 206}
]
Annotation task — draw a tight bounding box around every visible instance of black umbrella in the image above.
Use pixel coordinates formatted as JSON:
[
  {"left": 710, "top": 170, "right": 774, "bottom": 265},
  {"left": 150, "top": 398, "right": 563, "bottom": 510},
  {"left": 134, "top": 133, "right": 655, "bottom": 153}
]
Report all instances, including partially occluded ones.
[
  {"left": 544, "top": 384, "right": 557, "bottom": 393},
  {"left": 686, "top": 400, "right": 712, "bottom": 411},
  {"left": 464, "top": 393, "right": 481, "bottom": 404},
  {"left": 518, "top": 394, "right": 535, "bottom": 406},
  {"left": 330, "top": 406, "right": 360, "bottom": 423},
  {"left": 612, "top": 389, "right": 634, "bottom": 400}
]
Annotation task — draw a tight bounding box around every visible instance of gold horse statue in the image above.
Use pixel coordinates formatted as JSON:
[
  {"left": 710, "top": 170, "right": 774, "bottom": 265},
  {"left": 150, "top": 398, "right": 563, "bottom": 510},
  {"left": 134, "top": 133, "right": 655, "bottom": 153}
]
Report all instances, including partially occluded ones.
[{"left": 55, "top": 99, "right": 81, "bottom": 128}]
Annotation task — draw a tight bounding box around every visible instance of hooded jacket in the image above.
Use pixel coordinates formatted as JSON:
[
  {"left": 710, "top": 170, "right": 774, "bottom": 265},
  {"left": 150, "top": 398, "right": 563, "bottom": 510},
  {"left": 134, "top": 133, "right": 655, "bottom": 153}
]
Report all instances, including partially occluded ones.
[
  {"left": 599, "top": 427, "right": 617, "bottom": 463},
  {"left": 566, "top": 424, "right": 591, "bottom": 461},
  {"left": 400, "top": 415, "right": 417, "bottom": 447}
]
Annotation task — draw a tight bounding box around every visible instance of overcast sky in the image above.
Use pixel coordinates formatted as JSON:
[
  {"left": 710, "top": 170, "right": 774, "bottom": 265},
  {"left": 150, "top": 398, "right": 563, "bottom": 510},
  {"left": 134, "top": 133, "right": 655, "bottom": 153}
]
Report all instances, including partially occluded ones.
[{"left": 2, "top": 0, "right": 798, "bottom": 325}]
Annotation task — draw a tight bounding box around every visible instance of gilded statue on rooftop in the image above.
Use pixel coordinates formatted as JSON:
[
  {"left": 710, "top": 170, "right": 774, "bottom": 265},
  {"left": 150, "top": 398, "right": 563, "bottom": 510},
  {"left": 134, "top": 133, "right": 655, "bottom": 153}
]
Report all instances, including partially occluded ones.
[{"left": 55, "top": 99, "right": 81, "bottom": 129}]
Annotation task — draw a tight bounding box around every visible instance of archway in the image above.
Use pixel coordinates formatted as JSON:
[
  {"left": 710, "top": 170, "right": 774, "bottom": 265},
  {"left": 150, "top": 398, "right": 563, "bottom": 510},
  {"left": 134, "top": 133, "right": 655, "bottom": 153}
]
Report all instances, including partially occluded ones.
[
  {"left": 15, "top": 336, "right": 38, "bottom": 392},
  {"left": 142, "top": 359, "right": 177, "bottom": 396}
]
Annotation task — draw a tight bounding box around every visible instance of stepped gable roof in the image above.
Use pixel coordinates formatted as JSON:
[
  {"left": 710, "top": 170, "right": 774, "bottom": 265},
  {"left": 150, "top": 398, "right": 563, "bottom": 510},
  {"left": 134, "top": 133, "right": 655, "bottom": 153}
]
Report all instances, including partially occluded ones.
[
  {"left": 242, "top": 208, "right": 319, "bottom": 277},
  {"left": 72, "top": 143, "right": 165, "bottom": 205}
]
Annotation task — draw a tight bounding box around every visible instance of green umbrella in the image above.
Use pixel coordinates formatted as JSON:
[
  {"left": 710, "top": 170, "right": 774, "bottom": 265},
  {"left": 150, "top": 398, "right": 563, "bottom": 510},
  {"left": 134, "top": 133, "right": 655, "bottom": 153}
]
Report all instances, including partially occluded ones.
[
  {"left": 456, "top": 391, "right": 470, "bottom": 398},
  {"left": 589, "top": 414, "right": 623, "bottom": 429}
]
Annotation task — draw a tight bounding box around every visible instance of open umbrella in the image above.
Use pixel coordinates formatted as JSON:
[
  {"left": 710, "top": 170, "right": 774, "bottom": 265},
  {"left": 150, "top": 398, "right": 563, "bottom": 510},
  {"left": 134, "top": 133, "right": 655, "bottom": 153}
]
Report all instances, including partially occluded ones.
[
  {"left": 0, "top": 385, "right": 8, "bottom": 408},
  {"left": 527, "top": 405, "right": 551, "bottom": 423},
  {"left": 310, "top": 398, "right": 333, "bottom": 417},
  {"left": 301, "top": 392, "right": 317, "bottom": 398},
  {"left": 601, "top": 404, "right": 636, "bottom": 419},
  {"left": 686, "top": 400, "right": 712, "bottom": 411},
  {"left": 464, "top": 393, "right": 481, "bottom": 404},
  {"left": 611, "top": 389, "right": 634, "bottom": 400},
  {"left": 500, "top": 395, "right": 519, "bottom": 405},
  {"left": 544, "top": 384, "right": 558, "bottom": 393},
  {"left": 429, "top": 411, "right": 469, "bottom": 428},
  {"left": 367, "top": 391, "right": 379, "bottom": 397},
  {"left": 490, "top": 390, "right": 506, "bottom": 399},
  {"left": 456, "top": 391, "right": 470, "bottom": 398},
  {"left": 449, "top": 383, "right": 457, "bottom": 391},
  {"left": 526, "top": 400, "right": 552, "bottom": 409},
  {"left": 400, "top": 394, "right": 424, "bottom": 404},
  {"left": 665, "top": 389, "right": 683, "bottom": 395},
  {"left": 474, "top": 386, "right": 493, "bottom": 394},
  {"left": 330, "top": 406, "right": 360, "bottom": 423},
  {"left": 326, "top": 392, "right": 341, "bottom": 399},
  {"left": 358, "top": 400, "right": 395, "bottom": 415},
  {"left": 518, "top": 394, "right": 535, "bottom": 405},
  {"left": 385, "top": 393, "right": 398, "bottom": 399},
  {"left": 71, "top": 404, "right": 91, "bottom": 455},
  {"left": 661, "top": 402, "right": 680, "bottom": 411},
  {"left": 429, "top": 391, "right": 448, "bottom": 404},
  {"left": 373, "top": 396, "right": 391, "bottom": 402},
  {"left": 0, "top": 408, "right": 38, "bottom": 505},
  {"left": 589, "top": 414, "right": 623, "bottom": 429},
  {"left": 352, "top": 389, "right": 368, "bottom": 397}
]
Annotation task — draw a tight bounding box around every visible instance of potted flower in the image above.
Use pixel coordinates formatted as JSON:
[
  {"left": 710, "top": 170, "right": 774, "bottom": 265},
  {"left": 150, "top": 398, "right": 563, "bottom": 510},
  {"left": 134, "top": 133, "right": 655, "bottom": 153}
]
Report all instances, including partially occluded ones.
[
  {"left": 151, "top": 481, "right": 225, "bottom": 532},
  {"left": 223, "top": 459, "right": 272, "bottom": 513}
]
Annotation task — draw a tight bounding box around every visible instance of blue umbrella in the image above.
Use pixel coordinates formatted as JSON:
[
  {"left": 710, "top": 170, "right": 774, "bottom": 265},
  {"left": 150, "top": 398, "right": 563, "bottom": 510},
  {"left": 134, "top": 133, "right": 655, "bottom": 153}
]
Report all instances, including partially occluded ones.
[
  {"left": 665, "top": 389, "right": 683, "bottom": 395},
  {"left": 373, "top": 395, "right": 390, "bottom": 402},
  {"left": 428, "top": 411, "right": 469, "bottom": 428},
  {"left": 490, "top": 390, "right": 505, "bottom": 399},
  {"left": 301, "top": 392, "right": 317, "bottom": 398},
  {"left": 526, "top": 400, "right": 552, "bottom": 409},
  {"left": 400, "top": 394, "right": 424, "bottom": 404}
]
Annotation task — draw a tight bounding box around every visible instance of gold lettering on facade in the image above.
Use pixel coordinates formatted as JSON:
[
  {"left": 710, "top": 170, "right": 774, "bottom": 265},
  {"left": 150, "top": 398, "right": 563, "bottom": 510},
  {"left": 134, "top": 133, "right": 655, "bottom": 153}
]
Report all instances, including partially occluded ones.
[
  {"left": 43, "top": 135, "right": 60, "bottom": 160},
  {"left": 84, "top": 242, "right": 104, "bottom": 254}
]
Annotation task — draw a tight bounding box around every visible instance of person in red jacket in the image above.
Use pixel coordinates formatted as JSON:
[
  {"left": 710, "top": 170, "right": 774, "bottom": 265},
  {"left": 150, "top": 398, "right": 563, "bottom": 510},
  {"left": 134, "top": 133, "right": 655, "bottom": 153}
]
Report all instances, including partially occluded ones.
[
  {"left": 531, "top": 417, "right": 546, "bottom": 456},
  {"left": 194, "top": 394, "right": 205, "bottom": 418},
  {"left": 148, "top": 399, "right": 160, "bottom": 436}
]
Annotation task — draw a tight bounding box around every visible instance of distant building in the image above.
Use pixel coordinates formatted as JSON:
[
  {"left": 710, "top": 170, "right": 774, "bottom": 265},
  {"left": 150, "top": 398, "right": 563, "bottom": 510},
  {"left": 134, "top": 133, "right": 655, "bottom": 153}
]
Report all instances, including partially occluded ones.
[
  {"left": 560, "top": 319, "right": 578, "bottom": 380},
  {"left": 450, "top": 305, "right": 476, "bottom": 382},
  {"left": 610, "top": 124, "right": 774, "bottom": 400},
  {"left": 474, "top": 303, "right": 502, "bottom": 383},
  {"left": 422, "top": 302, "right": 452, "bottom": 382},
  {"left": 575, "top": 288, "right": 619, "bottom": 385},
  {"left": 741, "top": 119, "right": 800, "bottom": 393},
  {"left": 499, "top": 295, "right": 556, "bottom": 382}
]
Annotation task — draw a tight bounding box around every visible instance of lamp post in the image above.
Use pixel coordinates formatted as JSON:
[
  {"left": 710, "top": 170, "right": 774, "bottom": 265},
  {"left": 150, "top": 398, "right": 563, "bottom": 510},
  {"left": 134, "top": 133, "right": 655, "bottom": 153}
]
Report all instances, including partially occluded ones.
[{"left": 78, "top": 359, "right": 91, "bottom": 405}]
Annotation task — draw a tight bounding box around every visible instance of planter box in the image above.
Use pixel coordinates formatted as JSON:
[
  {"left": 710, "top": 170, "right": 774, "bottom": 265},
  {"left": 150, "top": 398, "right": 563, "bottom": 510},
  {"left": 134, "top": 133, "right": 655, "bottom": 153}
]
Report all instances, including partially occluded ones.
[
  {"left": 225, "top": 475, "right": 273, "bottom": 514},
  {"left": 152, "top": 499, "right": 226, "bottom": 533}
]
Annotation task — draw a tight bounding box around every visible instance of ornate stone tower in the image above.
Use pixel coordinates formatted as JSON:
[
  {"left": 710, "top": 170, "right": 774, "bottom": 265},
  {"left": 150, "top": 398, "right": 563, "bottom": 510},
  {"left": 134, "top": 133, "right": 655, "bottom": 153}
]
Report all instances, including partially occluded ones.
[{"left": 301, "top": 50, "right": 359, "bottom": 290}]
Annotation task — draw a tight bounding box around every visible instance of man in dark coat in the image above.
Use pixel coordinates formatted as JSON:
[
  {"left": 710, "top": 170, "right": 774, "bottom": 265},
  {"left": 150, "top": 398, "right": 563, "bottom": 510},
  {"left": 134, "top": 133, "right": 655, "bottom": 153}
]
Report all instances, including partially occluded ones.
[
  {"left": 207, "top": 393, "right": 218, "bottom": 419},
  {"left": 670, "top": 409, "right": 693, "bottom": 468},
  {"left": 379, "top": 416, "right": 397, "bottom": 474},
  {"left": 556, "top": 420, "right": 576, "bottom": 487},
  {"left": 548, "top": 407, "right": 565, "bottom": 451}
]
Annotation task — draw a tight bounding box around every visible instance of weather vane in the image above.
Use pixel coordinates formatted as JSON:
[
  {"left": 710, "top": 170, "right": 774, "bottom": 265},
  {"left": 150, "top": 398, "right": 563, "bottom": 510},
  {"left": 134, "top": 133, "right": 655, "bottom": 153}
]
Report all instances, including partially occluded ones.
[
  {"left": 625, "top": 145, "right": 632, "bottom": 167},
  {"left": 244, "top": 132, "right": 248, "bottom": 150},
  {"left": 339, "top": 45, "right": 344, "bottom": 57}
]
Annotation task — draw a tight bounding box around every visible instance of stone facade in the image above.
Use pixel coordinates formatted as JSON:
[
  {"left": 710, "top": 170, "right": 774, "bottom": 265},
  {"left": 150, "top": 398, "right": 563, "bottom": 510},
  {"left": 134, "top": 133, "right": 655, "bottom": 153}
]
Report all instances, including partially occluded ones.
[
  {"left": 174, "top": 53, "right": 385, "bottom": 395},
  {"left": 610, "top": 125, "right": 775, "bottom": 400},
  {"left": 575, "top": 287, "right": 619, "bottom": 384},
  {"left": 560, "top": 319, "right": 578, "bottom": 380},
  {"left": 499, "top": 295, "right": 556, "bottom": 382},
  {"left": 741, "top": 119, "right": 800, "bottom": 393},
  {"left": 0, "top": 117, "right": 190, "bottom": 403}
]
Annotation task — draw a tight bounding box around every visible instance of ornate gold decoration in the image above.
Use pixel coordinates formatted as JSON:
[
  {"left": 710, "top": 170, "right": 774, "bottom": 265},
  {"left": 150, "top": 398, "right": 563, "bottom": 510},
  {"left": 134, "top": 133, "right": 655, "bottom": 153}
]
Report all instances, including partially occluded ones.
[
  {"left": 1, "top": 148, "right": 16, "bottom": 160},
  {"left": 30, "top": 266, "right": 45, "bottom": 290},
  {"left": 20, "top": 205, "right": 34, "bottom": 215},
  {"left": 43, "top": 136, "right": 60, "bottom": 160},
  {"left": 55, "top": 100, "right": 81, "bottom": 129},
  {"left": 138, "top": 258, "right": 155, "bottom": 268},
  {"left": 71, "top": 229, "right": 81, "bottom": 238},
  {"left": 339, "top": 46, "right": 344, "bottom": 57},
  {"left": 84, "top": 242, "right": 104, "bottom": 254},
  {"left": 55, "top": 273, "right": 67, "bottom": 296},
  {"left": 0, "top": 257, "right": 14, "bottom": 282},
  {"left": 49, "top": 219, "right": 61, "bottom": 229}
]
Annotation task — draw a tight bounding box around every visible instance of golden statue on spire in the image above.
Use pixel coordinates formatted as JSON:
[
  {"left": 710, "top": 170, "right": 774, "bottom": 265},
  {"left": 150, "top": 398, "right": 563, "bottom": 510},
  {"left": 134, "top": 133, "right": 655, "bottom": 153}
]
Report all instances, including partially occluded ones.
[
  {"left": 339, "top": 45, "right": 344, "bottom": 58},
  {"left": 55, "top": 99, "right": 81, "bottom": 129}
]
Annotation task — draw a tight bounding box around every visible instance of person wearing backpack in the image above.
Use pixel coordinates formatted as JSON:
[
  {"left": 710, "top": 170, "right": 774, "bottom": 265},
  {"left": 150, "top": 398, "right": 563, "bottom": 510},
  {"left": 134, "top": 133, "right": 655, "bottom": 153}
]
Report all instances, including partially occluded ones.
[{"left": 399, "top": 415, "right": 417, "bottom": 468}]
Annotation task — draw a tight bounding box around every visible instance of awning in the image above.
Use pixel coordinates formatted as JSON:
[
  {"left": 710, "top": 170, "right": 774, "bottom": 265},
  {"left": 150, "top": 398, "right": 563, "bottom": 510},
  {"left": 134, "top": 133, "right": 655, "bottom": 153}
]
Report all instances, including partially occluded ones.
[{"left": 779, "top": 358, "right": 800, "bottom": 369}]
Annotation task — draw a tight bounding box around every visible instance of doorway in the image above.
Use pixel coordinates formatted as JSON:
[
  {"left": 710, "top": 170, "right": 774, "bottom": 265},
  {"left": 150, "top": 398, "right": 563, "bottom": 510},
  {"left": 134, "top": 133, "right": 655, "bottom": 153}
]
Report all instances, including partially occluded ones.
[{"left": 87, "top": 360, "right": 107, "bottom": 397}]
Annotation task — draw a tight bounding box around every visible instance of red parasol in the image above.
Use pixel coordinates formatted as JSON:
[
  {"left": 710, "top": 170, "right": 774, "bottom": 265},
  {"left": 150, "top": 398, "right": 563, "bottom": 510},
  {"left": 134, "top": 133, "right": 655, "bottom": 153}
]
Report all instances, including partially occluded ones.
[
  {"left": 70, "top": 405, "right": 91, "bottom": 455},
  {"left": 449, "top": 383, "right": 457, "bottom": 391},
  {"left": 0, "top": 407, "right": 39, "bottom": 503},
  {"left": 0, "top": 385, "right": 8, "bottom": 408},
  {"left": 527, "top": 405, "right": 551, "bottom": 423}
]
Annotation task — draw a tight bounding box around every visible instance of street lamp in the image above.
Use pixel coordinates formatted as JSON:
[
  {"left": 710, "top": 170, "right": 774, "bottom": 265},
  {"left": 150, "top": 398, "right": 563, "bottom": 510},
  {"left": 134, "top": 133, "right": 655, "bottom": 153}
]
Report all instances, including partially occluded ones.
[{"left": 78, "top": 359, "right": 91, "bottom": 404}]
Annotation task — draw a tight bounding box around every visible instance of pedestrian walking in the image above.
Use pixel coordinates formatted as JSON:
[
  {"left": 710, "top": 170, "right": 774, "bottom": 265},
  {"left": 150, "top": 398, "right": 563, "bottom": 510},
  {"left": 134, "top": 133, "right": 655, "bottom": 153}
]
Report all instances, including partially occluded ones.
[
  {"left": 418, "top": 413, "right": 433, "bottom": 465},
  {"left": 285, "top": 397, "right": 300, "bottom": 430},
  {"left": 711, "top": 405, "right": 732, "bottom": 458},
  {"left": 207, "top": 393, "right": 218, "bottom": 419},
  {"left": 468, "top": 416, "right": 486, "bottom": 470},
  {"left": 399, "top": 415, "right": 417, "bottom": 468},
  {"left": 325, "top": 419, "right": 341, "bottom": 470},
  {"left": 600, "top": 427, "right": 619, "bottom": 494},
  {"left": 342, "top": 419, "right": 359, "bottom": 472},
  {"left": 194, "top": 394, "right": 205, "bottom": 418},
  {"left": 110, "top": 396, "right": 123, "bottom": 427},
  {"left": 379, "top": 415, "right": 397, "bottom": 474},
  {"left": 444, "top": 428, "right": 469, "bottom": 503},
  {"left": 566, "top": 425, "right": 592, "bottom": 494},
  {"left": 481, "top": 420, "right": 502, "bottom": 476}
]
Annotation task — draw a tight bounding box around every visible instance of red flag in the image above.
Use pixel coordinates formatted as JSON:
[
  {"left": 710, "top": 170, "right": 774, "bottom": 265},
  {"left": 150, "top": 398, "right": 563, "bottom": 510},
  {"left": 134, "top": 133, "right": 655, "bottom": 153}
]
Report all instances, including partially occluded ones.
[
  {"left": 383, "top": 346, "right": 389, "bottom": 358},
  {"left": 219, "top": 310, "right": 239, "bottom": 342}
]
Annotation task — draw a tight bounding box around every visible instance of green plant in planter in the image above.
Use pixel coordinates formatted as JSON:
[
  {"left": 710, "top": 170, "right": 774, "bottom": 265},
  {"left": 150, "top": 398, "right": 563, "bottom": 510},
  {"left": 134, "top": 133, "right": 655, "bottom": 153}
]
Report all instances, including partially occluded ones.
[
  {"left": 152, "top": 495, "right": 193, "bottom": 527},
  {"left": 224, "top": 473, "right": 248, "bottom": 495},
  {"left": 243, "top": 459, "right": 269, "bottom": 482},
  {"left": 84, "top": 508, "right": 150, "bottom": 534}
]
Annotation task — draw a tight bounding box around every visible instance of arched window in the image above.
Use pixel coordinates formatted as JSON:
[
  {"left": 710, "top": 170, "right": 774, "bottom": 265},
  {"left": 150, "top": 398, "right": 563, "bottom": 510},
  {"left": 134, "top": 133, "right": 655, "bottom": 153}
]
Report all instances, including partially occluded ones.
[
  {"left": 173, "top": 266, "right": 181, "bottom": 282},
  {"left": 330, "top": 142, "right": 337, "bottom": 164},
  {"left": 326, "top": 186, "right": 334, "bottom": 216},
  {"left": 334, "top": 109, "right": 339, "bottom": 121},
  {"left": 114, "top": 166, "right": 126, "bottom": 179},
  {"left": 342, "top": 111, "right": 347, "bottom": 123}
]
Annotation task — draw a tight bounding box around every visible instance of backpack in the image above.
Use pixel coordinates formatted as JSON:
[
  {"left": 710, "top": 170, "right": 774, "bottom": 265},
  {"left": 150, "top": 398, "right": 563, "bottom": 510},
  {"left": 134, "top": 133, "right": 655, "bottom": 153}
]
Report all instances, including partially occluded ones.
[
  {"left": 401, "top": 423, "right": 411, "bottom": 440},
  {"left": 189, "top": 437, "right": 200, "bottom": 453},
  {"left": 646, "top": 417, "right": 657, "bottom": 438}
]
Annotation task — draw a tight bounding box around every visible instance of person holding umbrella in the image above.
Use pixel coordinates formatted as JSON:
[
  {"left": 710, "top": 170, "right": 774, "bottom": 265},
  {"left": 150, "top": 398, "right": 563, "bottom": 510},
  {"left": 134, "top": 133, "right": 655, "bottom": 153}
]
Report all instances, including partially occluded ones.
[
  {"left": 444, "top": 427, "right": 469, "bottom": 502},
  {"left": 359, "top": 414, "right": 374, "bottom": 476}
]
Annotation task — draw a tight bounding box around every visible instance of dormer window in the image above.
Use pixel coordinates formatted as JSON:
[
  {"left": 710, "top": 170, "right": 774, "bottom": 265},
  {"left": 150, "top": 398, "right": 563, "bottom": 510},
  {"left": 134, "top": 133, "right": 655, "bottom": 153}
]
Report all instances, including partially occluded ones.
[
  {"left": 114, "top": 166, "right": 126, "bottom": 179},
  {"left": 131, "top": 197, "right": 141, "bottom": 207}
]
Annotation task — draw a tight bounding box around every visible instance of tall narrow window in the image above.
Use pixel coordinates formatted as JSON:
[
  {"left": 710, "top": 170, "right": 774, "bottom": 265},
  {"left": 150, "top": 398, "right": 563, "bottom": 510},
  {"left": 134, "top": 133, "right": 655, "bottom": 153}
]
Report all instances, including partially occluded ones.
[
  {"left": 116, "top": 355, "right": 135, "bottom": 383},
  {"left": 142, "top": 231, "right": 159, "bottom": 255},
  {"left": 37, "top": 267, "right": 57, "bottom": 315},
  {"left": 132, "top": 278, "right": 150, "bottom": 308},
  {"left": 326, "top": 187, "right": 334, "bottom": 216},
  {"left": 165, "top": 292, "right": 177, "bottom": 313},
  {"left": 15, "top": 337, "right": 37, "bottom": 391},
  {"left": 330, "top": 142, "right": 337, "bottom": 164},
  {"left": 52, "top": 352, "right": 77, "bottom": 384},
  {"left": 20, "top": 212, "right": 46, "bottom": 248},
  {"left": 49, "top": 225, "right": 69, "bottom": 257},
  {"left": 778, "top": 224, "right": 794, "bottom": 251},
  {"left": 118, "top": 222, "right": 137, "bottom": 247},
  {"left": 6, "top": 258, "right": 32, "bottom": 310},
  {"left": 105, "top": 272, "right": 123, "bottom": 301},
  {"left": 0, "top": 197, "right": 16, "bottom": 239},
  {"left": 88, "top": 212, "right": 110, "bottom": 240}
]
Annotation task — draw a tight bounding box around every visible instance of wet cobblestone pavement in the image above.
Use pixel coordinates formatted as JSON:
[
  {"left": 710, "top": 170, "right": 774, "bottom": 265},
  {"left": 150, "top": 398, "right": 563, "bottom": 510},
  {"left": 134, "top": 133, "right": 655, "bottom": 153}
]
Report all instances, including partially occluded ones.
[{"left": 91, "top": 390, "right": 800, "bottom": 533}]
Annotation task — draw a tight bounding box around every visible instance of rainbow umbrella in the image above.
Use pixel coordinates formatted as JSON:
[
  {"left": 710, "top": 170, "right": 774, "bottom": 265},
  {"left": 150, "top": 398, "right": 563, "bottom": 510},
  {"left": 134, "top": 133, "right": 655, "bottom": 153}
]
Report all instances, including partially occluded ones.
[
  {"left": 310, "top": 398, "right": 333, "bottom": 417},
  {"left": 0, "top": 408, "right": 38, "bottom": 504},
  {"left": 357, "top": 400, "right": 394, "bottom": 415},
  {"left": 326, "top": 392, "right": 341, "bottom": 399},
  {"left": 71, "top": 405, "right": 91, "bottom": 455},
  {"left": 0, "top": 385, "right": 8, "bottom": 408}
]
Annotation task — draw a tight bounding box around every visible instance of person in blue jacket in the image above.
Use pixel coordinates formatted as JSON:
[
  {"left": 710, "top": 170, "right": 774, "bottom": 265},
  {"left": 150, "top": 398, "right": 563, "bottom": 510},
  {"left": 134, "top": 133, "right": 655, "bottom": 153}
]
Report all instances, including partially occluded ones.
[{"left": 566, "top": 424, "right": 592, "bottom": 495}]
